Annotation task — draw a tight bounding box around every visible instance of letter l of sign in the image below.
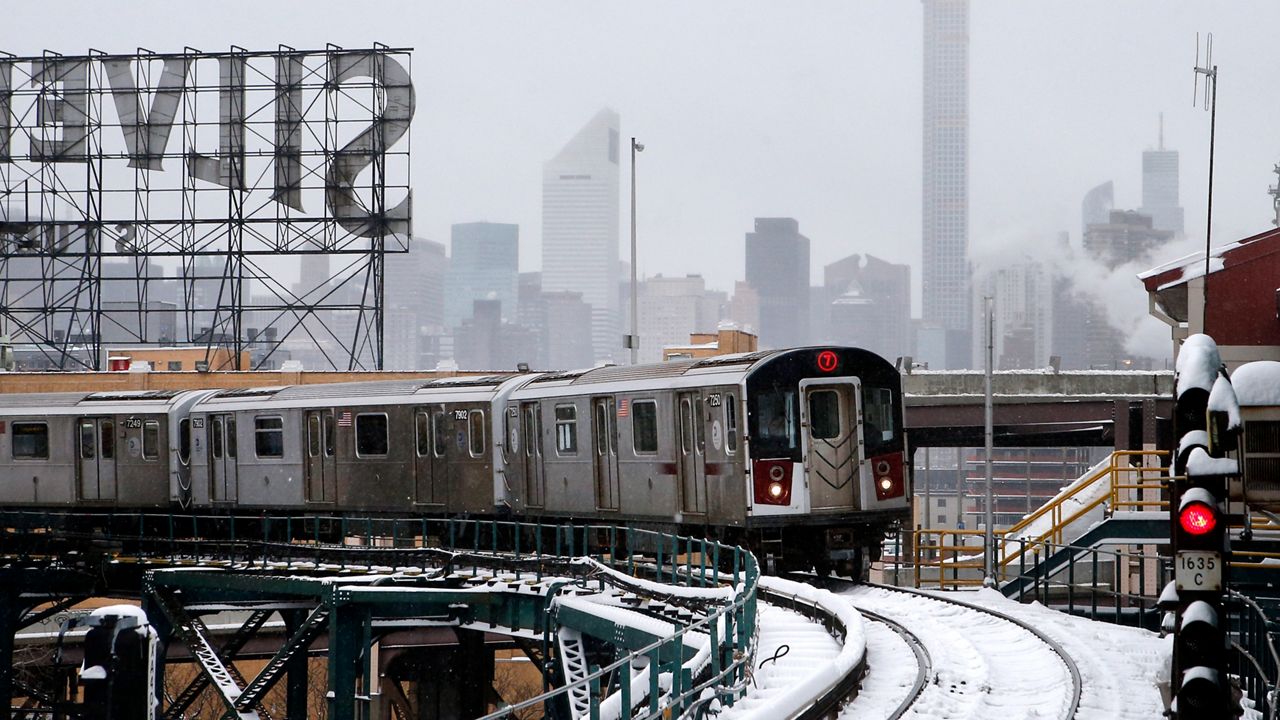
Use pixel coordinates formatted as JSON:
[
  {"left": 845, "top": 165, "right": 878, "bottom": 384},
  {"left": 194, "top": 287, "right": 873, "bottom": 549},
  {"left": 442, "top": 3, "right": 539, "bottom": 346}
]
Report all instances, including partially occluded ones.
[{"left": 190, "top": 56, "right": 246, "bottom": 189}]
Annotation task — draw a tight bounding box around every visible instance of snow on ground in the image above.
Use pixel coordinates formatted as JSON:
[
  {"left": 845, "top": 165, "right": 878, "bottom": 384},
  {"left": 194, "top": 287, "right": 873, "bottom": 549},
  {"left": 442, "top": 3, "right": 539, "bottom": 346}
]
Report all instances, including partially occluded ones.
[
  {"left": 843, "top": 585, "right": 1073, "bottom": 719},
  {"left": 938, "top": 588, "right": 1169, "bottom": 720},
  {"left": 708, "top": 581, "right": 1171, "bottom": 719},
  {"left": 717, "top": 603, "right": 840, "bottom": 718},
  {"left": 839, "top": 614, "right": 916, "bottom": 717}
]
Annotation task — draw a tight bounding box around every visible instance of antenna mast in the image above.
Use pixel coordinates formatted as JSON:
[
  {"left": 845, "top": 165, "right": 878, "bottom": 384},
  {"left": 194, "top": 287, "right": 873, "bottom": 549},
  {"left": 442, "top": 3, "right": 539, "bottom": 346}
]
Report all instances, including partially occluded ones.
[
  {"left": 1193, "top": 32, "right": 1217, "bottom": 335},
  {"left": 1269, "top": 164, "right": 1280, "bottom": 228}
]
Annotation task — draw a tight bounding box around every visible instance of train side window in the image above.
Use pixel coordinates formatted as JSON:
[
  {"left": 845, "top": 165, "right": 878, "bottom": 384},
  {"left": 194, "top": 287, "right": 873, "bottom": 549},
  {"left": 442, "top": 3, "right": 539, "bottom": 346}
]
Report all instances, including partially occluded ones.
[
  {"left": 693, "top": 400, "right": 705, "bottom": 455},
  {"left": 432, "top": 411, "right": 448, "bottom": 458},
  {"left": 523, "top": 406, "right": 538, "bottom": 458},
  {"left": 356, "top": 413, "right": 389, "bottom": 457},
  {"left": 555, "top": 405, "right": 578, "bottom": 455},
  {"left": 224, "top": 418, "right": 235, "bottom": 459},
  {"left": 809, "top": 390, "right": 841, "bottom": 439},
  {"left": 725, "top": 394, "right": 739, "bottom": 453},
  {"left": 101, "top": 420, "right": 115, "bottom": 459},
  {"left": 211, "top": 417, "right": 223, "bottom": 459},
  {"left": 416, "top": 412, "right": 431, "bottom": 457},
  {"left": 143, "top": 420, "right": 161, "bottom": 460},
  {"left": 632, "top": 400, "right": 658, "bottom": 454},
  {"left": 254, "top": 416, "right": 284, "bottom": 458},
  {"left": 594, "top": 403, "right": 609, "bottom": 456},
  {"left": 178, "top": 418, "right": 191, "bottom": 464},
  {"left": 308, "top": 415, "right": 321, "bottom": 458},
  {"left": 324, "top": 413, "right": 335, "bottom": 457},
  {"left": 679, "top": 398, "right": 694, "bottom": 455},
  {"left": 13, "top": 422, "right": 49, "bottom": 459},
  {"left": 79, "top": 421, "right": 95, "bottom": 460},
  {"left": 468, "top": 410, "right": 485, "bottom": 458}
]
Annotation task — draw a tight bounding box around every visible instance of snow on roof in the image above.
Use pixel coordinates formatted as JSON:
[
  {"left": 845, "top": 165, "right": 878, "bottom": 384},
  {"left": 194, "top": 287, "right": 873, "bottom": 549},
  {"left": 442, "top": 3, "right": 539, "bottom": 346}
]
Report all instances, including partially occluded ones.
[
  {"left": 1175, "top": 334, "right": 1220, "bottom": 398},
  {"left": 1230, "top": 361, "right": 1280, "bottom": 407},
  {"left": 1207, "top": 375, "right": 1241, "bottom": 430}
]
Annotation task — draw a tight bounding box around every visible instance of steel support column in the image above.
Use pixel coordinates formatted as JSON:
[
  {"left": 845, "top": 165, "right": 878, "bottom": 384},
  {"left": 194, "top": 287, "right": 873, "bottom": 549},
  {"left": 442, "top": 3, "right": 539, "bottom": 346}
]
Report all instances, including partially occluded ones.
[
  {"left": 282, "top": 610, "right": 310, "bottom": 720},
  {"left": 327, "top": 603, "right": 368, "bottom": 720}
]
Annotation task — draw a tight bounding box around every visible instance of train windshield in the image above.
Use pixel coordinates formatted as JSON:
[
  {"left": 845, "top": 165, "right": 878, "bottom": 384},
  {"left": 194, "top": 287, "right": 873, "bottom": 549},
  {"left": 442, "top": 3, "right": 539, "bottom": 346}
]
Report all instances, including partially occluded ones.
[
  {"left": 750, "top": 386, "right": 800, "bottom": 460},
  {"left": 862, "top": 385, "right": 896, "bottom": 457}
]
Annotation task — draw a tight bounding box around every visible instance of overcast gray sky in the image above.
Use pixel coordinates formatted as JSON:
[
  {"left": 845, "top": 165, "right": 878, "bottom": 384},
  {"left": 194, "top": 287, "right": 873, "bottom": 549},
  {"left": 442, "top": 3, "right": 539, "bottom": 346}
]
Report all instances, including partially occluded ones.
[{"left": 7, "top": 1, "right": 1280, "bottom": 319}]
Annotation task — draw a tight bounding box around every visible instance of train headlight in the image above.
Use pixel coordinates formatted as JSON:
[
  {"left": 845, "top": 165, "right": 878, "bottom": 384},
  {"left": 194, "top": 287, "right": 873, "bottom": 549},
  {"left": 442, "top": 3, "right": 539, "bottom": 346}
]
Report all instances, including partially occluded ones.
[
  {"left": 879, "top": 477, "right": 893, "bottom": 491},
  {"left": 753, "top": 460, "right": 793, "bottom": 505}
]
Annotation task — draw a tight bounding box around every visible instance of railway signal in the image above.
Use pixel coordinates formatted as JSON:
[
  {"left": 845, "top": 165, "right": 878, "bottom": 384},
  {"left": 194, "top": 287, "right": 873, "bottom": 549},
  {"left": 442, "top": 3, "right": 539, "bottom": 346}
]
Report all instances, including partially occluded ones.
[{"left": 1169, "top": 335, "right": 1236, "bottom": 719}]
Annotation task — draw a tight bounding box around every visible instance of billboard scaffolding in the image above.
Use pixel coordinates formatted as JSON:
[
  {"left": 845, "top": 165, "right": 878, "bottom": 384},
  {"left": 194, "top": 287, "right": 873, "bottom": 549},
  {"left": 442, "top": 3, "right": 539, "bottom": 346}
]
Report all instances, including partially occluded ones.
[{"left": 0, "top": 44, "right": 413, "bottom": 370}]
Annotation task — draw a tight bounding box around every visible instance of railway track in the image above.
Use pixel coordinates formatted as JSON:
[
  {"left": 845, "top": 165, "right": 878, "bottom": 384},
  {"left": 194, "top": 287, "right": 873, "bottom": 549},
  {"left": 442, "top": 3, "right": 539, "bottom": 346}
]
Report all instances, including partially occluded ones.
[
  {"left": 850, "top": 582, "right": 1081, "bottom": 720},
  {"left": 848, "top": 604, "right": 932, "bottom": 719},
  {"left": 789, "top": 575, "right": 1081, "bottom": 720}
]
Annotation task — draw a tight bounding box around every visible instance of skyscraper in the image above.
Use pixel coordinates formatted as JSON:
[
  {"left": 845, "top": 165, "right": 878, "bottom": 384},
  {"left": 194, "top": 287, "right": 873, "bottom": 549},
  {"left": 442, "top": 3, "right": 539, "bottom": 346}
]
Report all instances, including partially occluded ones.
[
  {"left": 1081, "top": 181, "right": 1114, "bottom": 235},
  {"left": 1140, "top": 120, "right": 1184, "bottom": 235},
  {"left": 541, "top": 108, "right": 621, "bottom": 363},
  {"left": 824, "top": 253, "right": 911, "bottom": 362},
  {"left": 384, "top": 236, "right": 447, "bottom": 370},
  {"left": 922, "top": 0, "right": 971, "bottom": 368},
  {"left": 445, "top": 222, "right": 519, "bottom": 328},
  {"left": 745, "top": 218, "right": 810, "bottom": 348},
  {"left": 971, "top": 259, "right": 1053, "bottom": 370}
]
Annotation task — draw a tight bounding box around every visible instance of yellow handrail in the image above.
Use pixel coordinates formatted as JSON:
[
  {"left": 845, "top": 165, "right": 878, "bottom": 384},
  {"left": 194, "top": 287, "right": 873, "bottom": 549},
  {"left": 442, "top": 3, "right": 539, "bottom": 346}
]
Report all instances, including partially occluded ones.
[{"left": 912, "top": 450, "right": 1169, "bottom": 588}]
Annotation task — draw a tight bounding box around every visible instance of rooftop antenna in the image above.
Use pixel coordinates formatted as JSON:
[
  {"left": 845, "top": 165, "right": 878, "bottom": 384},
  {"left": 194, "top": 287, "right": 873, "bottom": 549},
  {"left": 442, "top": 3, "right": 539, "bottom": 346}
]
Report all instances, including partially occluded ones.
[
  {"left": 1269, "top": 163, "right": 1280, "bottom": 227},
  {"left": 1192, "top": 32, "right": 1217, "bottom": 335}
]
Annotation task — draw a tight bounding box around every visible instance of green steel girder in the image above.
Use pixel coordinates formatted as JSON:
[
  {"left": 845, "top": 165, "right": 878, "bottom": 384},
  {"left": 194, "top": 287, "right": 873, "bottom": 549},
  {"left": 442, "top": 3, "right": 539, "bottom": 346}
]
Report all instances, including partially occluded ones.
[{"left": 554, "top": 603, "right": 694, "bottom": 665}]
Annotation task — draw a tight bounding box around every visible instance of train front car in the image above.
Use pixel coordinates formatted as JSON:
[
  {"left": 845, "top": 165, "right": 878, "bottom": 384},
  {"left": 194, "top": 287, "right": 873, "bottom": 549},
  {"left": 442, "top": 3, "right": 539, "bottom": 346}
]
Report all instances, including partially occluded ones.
[{"left": 743, "top": 347, "right": 908, "bottom": 577}]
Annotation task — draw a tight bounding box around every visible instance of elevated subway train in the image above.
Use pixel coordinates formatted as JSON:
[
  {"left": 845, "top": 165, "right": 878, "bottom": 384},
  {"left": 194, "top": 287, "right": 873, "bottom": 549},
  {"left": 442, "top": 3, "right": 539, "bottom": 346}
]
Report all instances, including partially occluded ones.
[{"left": 0, "top": 347, "right": 908, "bottom": 575}]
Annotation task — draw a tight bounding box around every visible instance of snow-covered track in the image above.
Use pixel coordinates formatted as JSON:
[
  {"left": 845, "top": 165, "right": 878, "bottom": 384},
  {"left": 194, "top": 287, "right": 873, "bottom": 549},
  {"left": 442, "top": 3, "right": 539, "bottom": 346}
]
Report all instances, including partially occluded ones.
[
  {"left": 853, "top": 582, "right": 1082, "bottom": 720},
  {"left": 853, "top": 605, "right": 932, "bottom": 719}
]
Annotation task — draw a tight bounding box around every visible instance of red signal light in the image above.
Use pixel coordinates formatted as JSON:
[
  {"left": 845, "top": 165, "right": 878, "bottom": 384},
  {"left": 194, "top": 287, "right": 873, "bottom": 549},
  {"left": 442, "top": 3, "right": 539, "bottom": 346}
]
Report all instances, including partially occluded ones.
[
  {"left": 816, "top": 350, "right": 839, "bottom": 373},
  {"left": 1179, "top": 502, "right": 1218, "bottom": 536}
]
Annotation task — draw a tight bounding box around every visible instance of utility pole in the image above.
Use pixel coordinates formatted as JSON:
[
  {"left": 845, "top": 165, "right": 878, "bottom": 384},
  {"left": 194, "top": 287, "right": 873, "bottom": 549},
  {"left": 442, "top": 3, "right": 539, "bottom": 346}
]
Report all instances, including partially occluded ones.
[
  {"left": 983, "top": 295, "right": 996, "bottom": 588},
  {"left": 1193, "top": 33, "right": 1217, "bottom": 335},
  {"left": 628, "top": 137, "right": 644, "bottom": 364}
]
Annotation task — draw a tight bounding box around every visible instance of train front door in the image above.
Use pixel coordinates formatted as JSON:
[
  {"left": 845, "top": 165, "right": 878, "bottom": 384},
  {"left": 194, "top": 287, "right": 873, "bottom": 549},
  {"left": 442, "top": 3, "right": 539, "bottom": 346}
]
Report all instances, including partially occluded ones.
[
  {"left": 77, "top": 417, "right": 117, "bottom": 501},
  {"left": 209, "top": 413, "right": 238, "bottom": 503},
  {"left": 677, "top": 392, "right": 707, "bottom": 515},
  {"left": 522, "top": 402, "right": 545, "bottom": 508},
  {"left": 800, "top": 378, "right": 859, "bottom": 511},
  {"left": 304, "top": 410, "right": 337, "bottom": 503},
  {"left": 592, "top": 397, "right": 620, "bottom": 510},
  {"left": 413, "top": 408, "right": 447, "bottom": 506}
]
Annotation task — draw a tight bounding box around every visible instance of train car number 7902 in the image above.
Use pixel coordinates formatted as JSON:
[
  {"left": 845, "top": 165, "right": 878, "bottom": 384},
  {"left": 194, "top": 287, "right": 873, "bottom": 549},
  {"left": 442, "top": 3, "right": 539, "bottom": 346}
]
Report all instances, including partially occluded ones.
[{"left": 1175, "top": 550, "right": 1222, "bottom": 592}]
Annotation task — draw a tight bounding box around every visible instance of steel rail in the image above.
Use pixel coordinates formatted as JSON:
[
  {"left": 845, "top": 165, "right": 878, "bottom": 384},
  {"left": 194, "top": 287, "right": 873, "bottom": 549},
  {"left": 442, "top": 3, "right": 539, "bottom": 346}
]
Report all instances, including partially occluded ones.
[
  {"left": 864, "top": 582, "right": 1083, "bottom": 720},
  {"left": 784, "top": 574, "right": 930, "bottom": 720}
]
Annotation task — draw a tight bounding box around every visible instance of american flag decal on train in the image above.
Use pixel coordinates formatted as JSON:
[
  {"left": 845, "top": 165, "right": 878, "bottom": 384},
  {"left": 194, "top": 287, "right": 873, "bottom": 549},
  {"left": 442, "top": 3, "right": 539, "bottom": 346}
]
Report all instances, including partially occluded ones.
[
  {"left": 337, "top": 411, "right": 353, "bottom": 427},
  {"left": 617, "top": 398, "right": 628, "bottom": 417}
]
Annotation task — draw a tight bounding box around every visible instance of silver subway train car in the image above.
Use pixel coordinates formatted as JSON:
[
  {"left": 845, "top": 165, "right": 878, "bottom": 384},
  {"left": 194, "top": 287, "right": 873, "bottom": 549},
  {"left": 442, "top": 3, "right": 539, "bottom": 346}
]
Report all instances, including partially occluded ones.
[{"left": 0, "top": 347, "right": 908, "bottom": 574}]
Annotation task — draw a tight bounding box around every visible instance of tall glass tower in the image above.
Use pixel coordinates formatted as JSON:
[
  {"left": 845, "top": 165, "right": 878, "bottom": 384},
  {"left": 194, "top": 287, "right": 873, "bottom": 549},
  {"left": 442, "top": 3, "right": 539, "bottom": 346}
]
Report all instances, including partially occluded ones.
[
  {"left": 541, "top": 108, "right": 621, "bottom": 363},
  {"left": 922, "top": 0, "right": 971, "bottom": 368}
]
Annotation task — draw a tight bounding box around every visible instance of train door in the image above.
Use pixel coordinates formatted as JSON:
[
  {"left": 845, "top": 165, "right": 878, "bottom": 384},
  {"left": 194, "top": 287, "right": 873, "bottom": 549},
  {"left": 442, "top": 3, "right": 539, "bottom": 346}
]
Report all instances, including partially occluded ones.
[
  {"left": 522, "top": 402, "right": 545, "bottom": 508},
  {"left": 304, "top": 410, "right": 337, "bottom": 503},
  {"left": 208, "top": 413, "right": 239, "bottom": 503},
  {"left": 413, "top": 408, "right": 447, "bottom": 506},
  {"left": 77, "top": 417, "right": 117, "bottom": 501},
  {"left": 800, "top": 378, "right": 859, "bottom": 511},
  {"left": 677, "top": 392, "right": 707, "bottom": 514},
  {"left": 592, "top": 397, "right": 620, "bottom": 510}
]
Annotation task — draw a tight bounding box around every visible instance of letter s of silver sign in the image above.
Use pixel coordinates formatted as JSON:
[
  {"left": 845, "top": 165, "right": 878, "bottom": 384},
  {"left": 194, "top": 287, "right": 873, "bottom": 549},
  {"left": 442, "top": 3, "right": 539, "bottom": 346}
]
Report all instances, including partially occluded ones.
[{"left": 325, "top": 53, "right": 415, "bottom": 238}]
